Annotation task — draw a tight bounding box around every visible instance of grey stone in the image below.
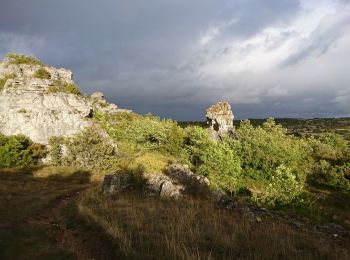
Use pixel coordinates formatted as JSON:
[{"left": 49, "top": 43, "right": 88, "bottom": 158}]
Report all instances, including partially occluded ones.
[
  {"left": 146, "top": 173, "right": 184, "bottom": 199},
  {"left": 206, "top": 101, "right": 236, "bottom": 140},
  {"left": 0, "top": 55, "right": 129, "bottom": 144},
  {"left": 102, "top": 174, "right": 131, "bottom": 195}
]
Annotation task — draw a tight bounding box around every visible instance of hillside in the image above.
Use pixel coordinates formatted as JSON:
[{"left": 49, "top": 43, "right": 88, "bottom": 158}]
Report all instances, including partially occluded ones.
[{"left": 0, "top": 54, "right": 349, "bottom": 259}]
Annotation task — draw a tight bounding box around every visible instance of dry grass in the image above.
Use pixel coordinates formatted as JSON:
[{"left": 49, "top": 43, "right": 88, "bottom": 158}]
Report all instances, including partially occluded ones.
[
  {"left": 79, "top": 186, "right": 350, "bottom": 259},
  {"left": 1, "top": 166, "right": 349, "bottom": 259}
]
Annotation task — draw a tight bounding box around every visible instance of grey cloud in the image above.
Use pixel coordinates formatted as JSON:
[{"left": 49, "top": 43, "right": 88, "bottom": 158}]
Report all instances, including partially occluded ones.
[{"left": 0, "top": 0, "right": 349, "bottom": 120}]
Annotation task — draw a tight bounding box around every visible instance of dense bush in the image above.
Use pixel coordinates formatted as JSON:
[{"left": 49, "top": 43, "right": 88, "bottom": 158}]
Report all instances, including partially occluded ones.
[
  {"left": 48, "top": 80, "right": 81, "bottom": 95},
  {"left": 309, "top": 160, "right": 350, "bottom": 192},
  {"left": 49, "top": 127, "right": 119, "bottom": 174},
  {"left": 97, "top": 111, "right": 186, "bottom": 160},
  {"left": 6, "top": 53, "right": 43, "bottom": 66},
  {"left": 197, "top": 141, "right": 242, "bottom": 193},
  {"left": 183, "top": 125, "right": 211, "bottom": 167},
  {"left": 34, "top": 68, "right": 51, "bottom": 79},
  {"left": 254, "top": 165, "right": 304, "bottom": 208},
  {"left": 0, "top": 133, "right": 47, "bottom": 167},
  {"left": 235, "top": 118, "right": 312, "bottom": 182},
  {"left": 308, "top": 133, "right": 349, "bottom": 162}
]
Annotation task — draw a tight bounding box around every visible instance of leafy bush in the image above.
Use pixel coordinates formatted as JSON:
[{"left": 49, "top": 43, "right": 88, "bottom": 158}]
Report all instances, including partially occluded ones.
[
  {"left": 48, "top": 80, "right": 81, "bottom": 95},
  {"left": 49, "top": 127, "right": 119, "bottom": 174},
  {"left": 309, "top": 160, "right": 350, "bottom": 192},
  {"left": 308, "top": 133, "right": 349, "bottom": 162},
  {"left": 235, "top": 118, "right": 312, "bottom": 182},
  {"left": 6, "top": 53, "right": 43, "bottom": 66},
  {"left": 97, "top": 111, "right": 186, "bottom": 160},
  {"left": 0, "top": 133, "right": 47, "bottom": 167},
  {"left": 197, "top": 141, "right": 242, "bottom": 193},
  {"left": 34, "top": 68, "right": 51, "bottom": 79},
  {"left": 254, "top": 165, "right": 304, "bottom": 208},
  {"left": 0, "top": 73, "right": 16, "bottom": 92}
]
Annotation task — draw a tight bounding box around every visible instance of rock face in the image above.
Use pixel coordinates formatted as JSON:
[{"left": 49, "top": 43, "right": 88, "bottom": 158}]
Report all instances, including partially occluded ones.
[
  {"left": 0, "top": 54, "right": 127, "bottom": 144},
  {"left": 206, "top": 101, "right": 235, "bottom": 140}
]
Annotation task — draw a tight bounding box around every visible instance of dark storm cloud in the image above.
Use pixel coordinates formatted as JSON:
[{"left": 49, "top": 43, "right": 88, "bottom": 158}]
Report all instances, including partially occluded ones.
[{"left": 0, "top": 0, "right": 349, "bottom": 120}]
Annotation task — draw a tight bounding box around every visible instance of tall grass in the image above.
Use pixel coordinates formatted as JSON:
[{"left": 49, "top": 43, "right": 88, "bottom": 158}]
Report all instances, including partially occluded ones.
[{"left": 78, "top": 186, "right": 349, "bottom": 259}]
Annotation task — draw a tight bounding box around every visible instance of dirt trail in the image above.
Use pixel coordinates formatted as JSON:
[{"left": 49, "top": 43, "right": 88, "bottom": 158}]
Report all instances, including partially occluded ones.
[{"left": 27, "top": 186, "right": 94, "bottom": 259}]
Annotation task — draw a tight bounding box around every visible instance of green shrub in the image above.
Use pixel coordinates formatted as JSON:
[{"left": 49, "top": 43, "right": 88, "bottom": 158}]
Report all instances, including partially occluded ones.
[
  {"left": 48, "top": 80, "right": 81, "bottom": 95},
  {"left": 6, "top": 53, "right": 43, "bottom": 66},
  {"left": 97, "top": 111, "right": 187, "bottom": 160},
  {"left": 49, "top": 127, "right": 119, "bottom": 174},
  {"left": 0, "top": 133, "right": 47, "bottom": 167},
  {"left": 254, "top": 165, "right": 304, "bottom": 208},
  {"left": 183, "top": 125, "right": 211, "bottom": 167},
  {"left": 308, "top": 133, "right": 349, "bottom": 162},
  {"left": 0, "top": 73, "right": 16, "bottom": 92},
  {"left": 235, "top": 118, "right": 312, "bottom": 182},
  {"left": 196, "top": 141, "right": 241, "bottom": 193},
  {"left": 34, "top": 68, "right": 51, "bottom": 79},
  {"left": 309, "top": 160, "right": 350, "bottom": 192}
]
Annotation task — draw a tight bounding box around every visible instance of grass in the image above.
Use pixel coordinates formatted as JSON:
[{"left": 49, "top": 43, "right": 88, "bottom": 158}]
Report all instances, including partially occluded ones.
[
  {"left": 34, "top": 68, "right": 51, "bottom": 79},
  {"left": 48, "top": 80, "right": 81, "bottom": 95},
  {"left": 5, "top": 53, "right": 43, "bottom": 66},
  {"left": 78, "top": 186, "right": 350, "bottom": 259},
  {"left": 0, "top": 166, "right": 349, "bottom": 259},
  {"left": 0, "top": 167, "right": 91, "bottom": 259},
  {"left": 0, "top": 73, "right": 16, "bottom": 92}
]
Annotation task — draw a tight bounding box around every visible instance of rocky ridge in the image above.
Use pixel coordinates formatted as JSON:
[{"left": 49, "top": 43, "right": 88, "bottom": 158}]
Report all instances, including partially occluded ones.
[{"left": 0, "top": 54, "right": 129, "bottom": 144}]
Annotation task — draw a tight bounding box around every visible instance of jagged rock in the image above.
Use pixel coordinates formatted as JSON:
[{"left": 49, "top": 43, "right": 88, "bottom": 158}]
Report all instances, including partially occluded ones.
[
  {"left": 102, "top": 174, "right": 131, "bottom": 195},
  {"left": 0, "top": 54, "right": 128, "bottom": 144},
  {"left": 145, "top": 173, "right": 184, "bottom": 199},
  {"left": 165, "top": 164, "right": 210, "bottom": 196},
  {"left": 89, "top": 91, "right": 132, "bottom": 114},
  {"left": 206, "top": 101, "right": 235, "bottom": 140},
  {"left": 91, "top": 91, "right": 105, "bottom": 100}
]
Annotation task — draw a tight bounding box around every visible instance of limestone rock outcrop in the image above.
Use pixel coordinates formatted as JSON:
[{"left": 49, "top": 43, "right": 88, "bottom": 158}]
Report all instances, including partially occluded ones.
[
  {"left": 90, "top": 91, "right": 132, "bottom": 114},
  {"left": 0, "top": 54, "right": 128, "bottom": 144},
  {"left": 102, "top": 164, "right": 210, "bottom": 199},
  {"left": 206, "top": 101, "right": 235, "bottom": 140}
]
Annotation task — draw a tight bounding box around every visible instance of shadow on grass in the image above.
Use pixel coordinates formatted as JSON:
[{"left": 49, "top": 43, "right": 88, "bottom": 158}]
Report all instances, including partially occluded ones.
[{"left": 0, "top": 166, "right": 91, "bottom": 259}]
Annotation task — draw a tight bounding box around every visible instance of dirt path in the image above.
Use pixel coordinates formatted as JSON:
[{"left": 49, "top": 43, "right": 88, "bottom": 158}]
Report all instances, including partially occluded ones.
[{"left": 26, "top": 187, "right": 91, "bottom": 259}]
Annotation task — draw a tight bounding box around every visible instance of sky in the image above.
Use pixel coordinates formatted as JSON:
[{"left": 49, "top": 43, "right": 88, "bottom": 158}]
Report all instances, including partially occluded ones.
[{"left": 0, "top": 0, "right": 349, "bottom": 120}]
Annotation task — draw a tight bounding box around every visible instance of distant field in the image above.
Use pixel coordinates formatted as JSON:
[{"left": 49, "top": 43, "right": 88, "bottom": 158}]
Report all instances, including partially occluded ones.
[{"left": 179, "top": 117, "right": 350, "bottom": 141}]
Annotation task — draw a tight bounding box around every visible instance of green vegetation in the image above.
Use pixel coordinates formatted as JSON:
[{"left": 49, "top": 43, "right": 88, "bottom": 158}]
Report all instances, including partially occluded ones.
[
  {"left": 34, "top": 67, "right": 51, "bottom": 79},
  {"left": 0, "top": 73, "right": 16, "bottom": 92},
  {"left": 1, "top": 112, "right": 349, "bottom": 258},
  {"left": 0, "top": 133, "right": 47, "bottom": 167},
  {"left": 47, "top": 80, "right": 81, "bottom": 95},
  {"left": 49, "top": 127, "right": 119, "bottom": 174},
  {"left": 5, "top": 53, "right": 43, "bottom": 66}
]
